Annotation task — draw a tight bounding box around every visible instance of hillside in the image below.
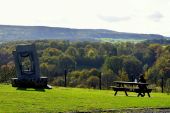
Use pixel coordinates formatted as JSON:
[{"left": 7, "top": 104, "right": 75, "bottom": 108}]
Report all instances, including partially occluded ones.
[{"left": 0, "top": 25, "right": 168, "bottom": 42}]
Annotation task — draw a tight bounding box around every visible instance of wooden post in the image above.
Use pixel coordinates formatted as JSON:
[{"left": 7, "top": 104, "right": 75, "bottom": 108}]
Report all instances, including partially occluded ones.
[
  {"left": 64, "top": 69, "right": 67, "bottom": 87},
  {"left": 99, "top": 72, "right": 102, "bottom": 90},
  {"left": 161, "top": 77, "right": 164, "bottom": 93}
]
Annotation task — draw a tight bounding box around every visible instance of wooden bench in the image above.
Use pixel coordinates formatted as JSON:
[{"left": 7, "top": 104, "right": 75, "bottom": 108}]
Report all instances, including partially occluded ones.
[
  {"left": 112, "top": 87, "right": 130, "bottom": 96},
  {"left": 134, "top": 88, "right": 152, "bottom": 97},
  {"left": 112, "top": 81, "right": 152, "bottom": 97}
]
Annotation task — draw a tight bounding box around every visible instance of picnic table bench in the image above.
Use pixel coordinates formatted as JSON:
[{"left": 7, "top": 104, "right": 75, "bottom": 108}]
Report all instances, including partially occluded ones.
[{"left": 111, "top": 81, "right": 152, "bottom": 97}]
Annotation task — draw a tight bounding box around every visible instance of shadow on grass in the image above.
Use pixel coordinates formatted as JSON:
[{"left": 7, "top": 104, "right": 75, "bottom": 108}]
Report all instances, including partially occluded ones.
[
  {"left": 100, "top": 108, "right": 170, "bottom": 113},
  {"left": 16, "top": 87, "right": 45, "bottom": 92},
  {"left": 79, "top": 108, "right": 170, "bottom": 113}
]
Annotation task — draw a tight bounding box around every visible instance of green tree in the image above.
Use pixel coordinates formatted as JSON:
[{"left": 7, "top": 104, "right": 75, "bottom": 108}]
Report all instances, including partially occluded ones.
[
  {"left": 58, "top": 55, "right": 75, "bottom": 71},
  {"left": 104, "top": 56, "right": 123, "bottom": 75},
  {"left": 166, "top": 78, "right": 170, "bottom": 94},
  {"left": 88, "top": 68, "right": 100, "bottom": 76},
  {"left": 65, "top": 46, "right": 79, "bottom": 59},
  {"left": 87, "top": 76, "right": 99, "bottom": 88},
  {"left": 122, "top": 56, "right": 142, "bottom": 81},
  {"left": 102, "top": 69, "right": 116, "bottom": 89},
  {"left": 116, "top": 68, "right": 129, "bottom": 81},
  {"left": 43, "top": 48, "right": 62, "bottom": 57}
]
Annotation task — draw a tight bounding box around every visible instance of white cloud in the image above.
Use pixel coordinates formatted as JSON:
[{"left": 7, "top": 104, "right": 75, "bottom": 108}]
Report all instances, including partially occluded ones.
[
  {"left": 148, "top": 12, "right": 164, "bottom": 22},
  {"left": 0, "top": 0, "right": 170, "bottom": 36},
  {"left": 98, "top": 15, "right": 131, "bottom": 22}
]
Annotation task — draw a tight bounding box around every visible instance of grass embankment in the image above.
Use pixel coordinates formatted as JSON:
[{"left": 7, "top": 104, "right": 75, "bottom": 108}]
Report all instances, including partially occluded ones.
[{"left": 0, "top": 84, "right": 170, "bottom": 112}]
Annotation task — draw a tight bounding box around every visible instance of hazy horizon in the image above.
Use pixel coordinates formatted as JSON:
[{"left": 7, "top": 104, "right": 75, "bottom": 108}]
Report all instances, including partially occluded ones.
[{"left": 0, "top": 0, "right": 170, "bottom": 36}]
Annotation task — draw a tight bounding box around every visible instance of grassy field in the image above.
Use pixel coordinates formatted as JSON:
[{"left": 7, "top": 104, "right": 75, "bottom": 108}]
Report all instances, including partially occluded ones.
[{"left": 0, "top": 84, "right": 170, "bottom": 112}]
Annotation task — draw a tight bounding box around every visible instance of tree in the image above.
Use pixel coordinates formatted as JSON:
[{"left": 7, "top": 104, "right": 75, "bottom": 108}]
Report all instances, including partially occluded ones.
[
  {"left": 0, "top": 64, "right": 16, "bottom": 83},
  {"left": 58, "top": 55, "right": 75, "bottom": 72},
  {"left": 67, "top": 71, "right": 81, "bottom": 87},
  {"left": 149, "top": 44, "right": 162, "bottom": 58},
  {"left": 40, "top": 63, "right": 48, "bottom": 76},
  {"left": 117, "top": 42, "right": 133, "bottom": 55},
  {"left": 43, "top": 48, "right": 62, "bottom": 57},
  {"left": 87, "top": 76, "right": 99, "bottom": 88},
  {"left": 102, "top": 69, "right": 116, "bottom": 89},
  {"left": 145, "top": 64, "right": 160, "bottom": 85},
  {"left": 65, "top": 46, "right": 79, "bottom": 59},
  {"left": 98, "top": 42, "right": 117, "bottom": 56},
  {"left": 88, "top": 68, "right": 100, "bottom": 76},
  {"left": 122, "top": 56, "right": 142, "bottom": 81},
  {"left": 166, "top": 78, "right": 170, "bottom": 94},
  {"left": 104, "top": 56, "right": 123, "bottom": 75},
  {"left": 116, "top": 68, "right": 129, "bottom": 81}
]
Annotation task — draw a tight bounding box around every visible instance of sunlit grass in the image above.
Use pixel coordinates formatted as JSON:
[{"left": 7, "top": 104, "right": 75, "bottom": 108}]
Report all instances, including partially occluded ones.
[{"left": 0, "top": 84, "right": 170, "bottom": 112}]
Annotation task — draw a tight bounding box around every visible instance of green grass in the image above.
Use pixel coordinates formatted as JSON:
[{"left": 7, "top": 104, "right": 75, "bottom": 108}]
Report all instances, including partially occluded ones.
[{"left": 0, "top": 84, "right": 170, "bottom": 112}]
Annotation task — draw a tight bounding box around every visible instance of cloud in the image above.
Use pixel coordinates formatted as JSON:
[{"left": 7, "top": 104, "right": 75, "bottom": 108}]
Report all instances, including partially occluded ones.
[
  {"left": 98, "top": 15, "right": 131, "bottom": 23},
  {"left": 148, "top": 12, "right": 163, "bottom": 22}
]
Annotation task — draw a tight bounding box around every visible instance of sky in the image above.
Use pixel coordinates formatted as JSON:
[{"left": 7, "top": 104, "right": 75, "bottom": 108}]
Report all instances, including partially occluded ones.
[{"left": 0, "top": 0, "right": 170, "bottom": 36}]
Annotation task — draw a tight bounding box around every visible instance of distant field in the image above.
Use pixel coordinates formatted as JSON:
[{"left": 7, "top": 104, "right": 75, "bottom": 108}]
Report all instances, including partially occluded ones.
[
  {"left": 0, "top": 84, "right": 170, "bottom": 112},
  {"left": 97, "top": 38, "right": 146, "bottom": 43}
]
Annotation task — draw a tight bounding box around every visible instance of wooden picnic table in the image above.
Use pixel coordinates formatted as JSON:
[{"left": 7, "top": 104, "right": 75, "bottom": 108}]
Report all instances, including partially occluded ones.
[{"left": 111, "top": 81, "right": 152, "bottom": 97}]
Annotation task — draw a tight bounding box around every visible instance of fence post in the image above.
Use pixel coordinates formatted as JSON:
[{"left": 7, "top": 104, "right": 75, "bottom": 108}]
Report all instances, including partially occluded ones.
[
  {"left": 64, "top": 69, "right": 67, "bottom": 87},
  {"left": 161, "top": 77, "right": 164, "bottom": 93},
  {"left": 99, "top": 72, "right": 102, "bottom": 90}
]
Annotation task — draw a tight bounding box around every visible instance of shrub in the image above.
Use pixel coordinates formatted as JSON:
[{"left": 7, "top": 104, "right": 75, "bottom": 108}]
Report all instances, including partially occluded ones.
[
  {"left": 87, "top": 76, "right": 99, "bottom": 88},
  {"left": 51, "top": 77, "right": 64, "bottom": 86},
  {"left": 76, "top": 84, "right": 87, "bottom": 88},
  {"left": 166, "top": 78, "right": 170, "bottom": 94}
]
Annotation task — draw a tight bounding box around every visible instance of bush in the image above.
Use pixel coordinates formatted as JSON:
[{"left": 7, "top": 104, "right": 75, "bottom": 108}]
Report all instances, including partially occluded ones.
[
  {"left": 76, "top": 84, "right": 87, "bottom": 88},
  {"left": 166, "top": 78, "right": 170, "bottom": 94},
  {"left": 51, "top": 77, "right": 64, "bottom": 86},
  {"left": 87, "top": 76, "right": 99, "bottom": 88}
]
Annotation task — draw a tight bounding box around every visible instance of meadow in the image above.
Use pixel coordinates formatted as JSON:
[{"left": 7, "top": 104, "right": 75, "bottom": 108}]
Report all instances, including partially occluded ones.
[{"left": 0, "top": 84, "right": 170, "bottom": 112}]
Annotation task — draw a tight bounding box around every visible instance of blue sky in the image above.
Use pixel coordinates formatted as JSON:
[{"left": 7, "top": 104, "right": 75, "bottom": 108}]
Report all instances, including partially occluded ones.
[{"left": 0, "top": 0, "right": 170, "bottom": 36}]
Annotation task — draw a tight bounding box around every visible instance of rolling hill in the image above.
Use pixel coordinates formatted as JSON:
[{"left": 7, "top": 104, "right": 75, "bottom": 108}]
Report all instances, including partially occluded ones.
[{"left": 0, "top": 25, "right": 168, "bottom": 42}]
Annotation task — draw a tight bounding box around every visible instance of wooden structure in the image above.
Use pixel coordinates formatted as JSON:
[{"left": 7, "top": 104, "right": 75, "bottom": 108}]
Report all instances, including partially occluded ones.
[{"left": 111, "top": 81, "right": 152, "bottom": 97}]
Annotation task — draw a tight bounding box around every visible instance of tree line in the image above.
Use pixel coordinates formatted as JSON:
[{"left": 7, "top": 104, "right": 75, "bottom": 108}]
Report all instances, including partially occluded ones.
[{"left": 0, "top": 39, "right": 169, "bottom": 91}]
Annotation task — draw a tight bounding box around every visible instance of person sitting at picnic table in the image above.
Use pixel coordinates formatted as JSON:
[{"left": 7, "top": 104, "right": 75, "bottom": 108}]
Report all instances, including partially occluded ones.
[{"left": 138, "top": 75, "right": 147, "bottom": 97}]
